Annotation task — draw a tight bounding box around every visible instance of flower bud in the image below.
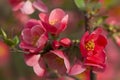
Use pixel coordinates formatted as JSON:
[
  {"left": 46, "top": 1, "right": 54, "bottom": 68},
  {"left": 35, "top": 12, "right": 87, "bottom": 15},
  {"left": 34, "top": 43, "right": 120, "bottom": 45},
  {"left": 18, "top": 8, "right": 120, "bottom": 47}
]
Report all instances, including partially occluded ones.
[
  {"left": 60, "top": 38, "right": 71, "bottom": 47},
  {"left": 52, "top": 40, "right": 60, "bottom": 49}
]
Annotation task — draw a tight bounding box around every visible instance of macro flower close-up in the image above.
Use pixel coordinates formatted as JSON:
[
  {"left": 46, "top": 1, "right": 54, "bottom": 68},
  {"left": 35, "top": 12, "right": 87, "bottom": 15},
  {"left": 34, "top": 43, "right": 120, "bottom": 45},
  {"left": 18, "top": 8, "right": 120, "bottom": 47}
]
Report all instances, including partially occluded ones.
[{"left": 0, "top": 0, "right": 120, "bottom": 80}]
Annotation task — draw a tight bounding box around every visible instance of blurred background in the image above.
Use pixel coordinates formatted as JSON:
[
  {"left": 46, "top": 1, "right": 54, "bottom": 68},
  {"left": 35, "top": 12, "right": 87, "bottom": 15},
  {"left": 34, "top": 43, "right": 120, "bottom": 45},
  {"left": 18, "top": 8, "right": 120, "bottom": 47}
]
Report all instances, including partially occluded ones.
[{"left": 0, "top": 0, "right": 120, "bottom": 80}]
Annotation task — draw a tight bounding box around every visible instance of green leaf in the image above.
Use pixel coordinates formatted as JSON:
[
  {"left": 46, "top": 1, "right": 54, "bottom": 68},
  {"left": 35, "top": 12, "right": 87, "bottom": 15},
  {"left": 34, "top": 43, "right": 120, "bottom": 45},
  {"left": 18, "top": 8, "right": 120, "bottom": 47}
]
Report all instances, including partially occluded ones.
[
  {"left": 74, "top": 0, "right": 85, "bottom": 10},
  {"left": 4, "top": 38, "right": 15, "bottom": 46},
  {"left": 3, "top": 36, "right": 19, "bottom": 47},
  {"left": 13, "top": 36, "right": 19, "bottom": 45},
  {"left": 0, "top": 28, "right": 7, "bottom": 39}
]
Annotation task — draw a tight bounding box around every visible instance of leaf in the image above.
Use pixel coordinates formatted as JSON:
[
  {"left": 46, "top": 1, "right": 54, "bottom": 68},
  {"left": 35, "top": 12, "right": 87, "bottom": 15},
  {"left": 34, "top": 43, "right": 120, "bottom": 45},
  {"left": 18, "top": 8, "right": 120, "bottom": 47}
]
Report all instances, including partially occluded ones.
[
  {"left": 0, "top": 28, "right": 7, "bottom": 39},
  {"left": 4, "top": 38, "right": 15, "bottom": 46},
  {"left": 13, "top": 36, "right": 19, "bottom": 45},
  {"left": 3, "top": 36, "right": 19, "bottom": 47},
  {"left": 74, "top": 0, "right": 85, "bottom": 10}
]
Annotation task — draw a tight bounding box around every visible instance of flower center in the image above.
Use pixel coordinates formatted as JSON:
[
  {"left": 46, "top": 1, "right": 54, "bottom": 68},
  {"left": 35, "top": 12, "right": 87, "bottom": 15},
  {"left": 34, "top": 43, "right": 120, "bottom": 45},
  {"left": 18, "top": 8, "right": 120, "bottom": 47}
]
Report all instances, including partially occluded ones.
[
  {"left": 32, "top": 35, "right": 39, "bottom": 46},
  {"left": 49, "top": 19, "right": 57, "bottom": 25},
  {"left": 55, "top": 57, "right": 64, "bottom": 65},
  {"left": 85, "top": 40, "right": 95, "bottom": 51}
]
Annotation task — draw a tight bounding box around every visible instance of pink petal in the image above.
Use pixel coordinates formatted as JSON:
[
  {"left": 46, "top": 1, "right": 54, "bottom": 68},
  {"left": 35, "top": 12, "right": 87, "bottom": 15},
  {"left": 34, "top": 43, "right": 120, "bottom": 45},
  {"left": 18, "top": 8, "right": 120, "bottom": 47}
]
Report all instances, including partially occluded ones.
[
  {"left": 13, "top": 1, "right": 24, "bottom": 11},
  {"left": 33, "top": 58, "right": 46, "bottom": 77},
  {"left": 49, "top": 8, "right": 65, "bottom": 25},
  {"left": 25, "top": 19, "right": 41, "bottom": 28},
  {"left": 51, "top": 50, "right": 70, "bottom": 73},
  {"left": 39, "top": 13, "right": 49, "bottom": 22},
  {"left": 36, "top": 34, "right": 48, "bottom": 49},
  {"left": 33, "top": 0, "right": 48, "bottom": 12},
  {"left": 19, "top": 42, "right": 37, "bottom": 53},
  {"left": 52, "top": 40, "right": 60, "bottom": 49},
  {"left": 20, "top": 0, "right": 35, "bottom": 15},
  {"left": 24, "top": 54, "right": 40, "bottom": 67},
  {"left": 41, "top": 22, "right": 57, "bottom": 34},
  {"left": 43, "top": 52, "right": 67, "bottom": 74},
  {"left": 59, "top": 37, "right": 71, "bottom": 47},
  {"left": 69, "top": 60, "right": 86, "bottom": 75},
  {"left": 22, "top": 28, "right": 32, "bottom": 44},
  {"left": 56, "top": 14, "right": 69, "bottom": 35},
  {"left": 31, "top": 25, "right": 46, "bottom": 37}
]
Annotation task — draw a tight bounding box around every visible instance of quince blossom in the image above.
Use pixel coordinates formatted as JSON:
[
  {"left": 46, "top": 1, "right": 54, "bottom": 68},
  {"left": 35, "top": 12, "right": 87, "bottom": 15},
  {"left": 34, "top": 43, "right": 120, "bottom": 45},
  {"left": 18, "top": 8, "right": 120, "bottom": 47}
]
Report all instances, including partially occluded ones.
[
  {"left": 43, "top": 50, "right": 70, "bottom": 75},
  {"left": 39, "top": 8, "right": 69, "bottom": 35},
  {"left": 19, "top": 19, "right": 48, "bottom": 53},
  {"left": 80, "top": 28, "right": 107, "bottom": 71}
]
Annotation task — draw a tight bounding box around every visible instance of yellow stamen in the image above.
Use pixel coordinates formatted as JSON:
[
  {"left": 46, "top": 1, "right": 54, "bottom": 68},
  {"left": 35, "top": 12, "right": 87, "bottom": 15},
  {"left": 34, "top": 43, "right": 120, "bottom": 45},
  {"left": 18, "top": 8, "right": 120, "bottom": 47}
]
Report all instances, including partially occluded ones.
[
  {"left": 85, "top": 40, "right": 95, "bottom": 51},
  {"left": 55, "top": 57, "right": 64, "bottom": 65},
  {"left": 32, "top": 35, "right": 39, "bottom": 46},
  {"left": 49, "top": 19, "right": 58, "bottom": 25}
]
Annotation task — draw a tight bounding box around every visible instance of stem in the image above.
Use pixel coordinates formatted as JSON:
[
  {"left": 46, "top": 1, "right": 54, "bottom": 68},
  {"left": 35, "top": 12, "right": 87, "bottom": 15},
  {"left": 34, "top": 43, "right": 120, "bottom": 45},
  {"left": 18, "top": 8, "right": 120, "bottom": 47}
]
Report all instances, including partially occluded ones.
[
  {"left": 90, "top": 69, "right": 96, "bottom": 80},
  {"left": 84, "top": 11, "right": 90, "bottom": 32}
]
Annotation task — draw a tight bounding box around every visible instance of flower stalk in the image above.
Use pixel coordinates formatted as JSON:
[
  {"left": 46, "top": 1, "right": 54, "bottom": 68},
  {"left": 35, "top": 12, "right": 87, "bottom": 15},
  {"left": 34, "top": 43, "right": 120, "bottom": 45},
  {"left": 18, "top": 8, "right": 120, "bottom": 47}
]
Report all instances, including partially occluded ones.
[
  {"left": 90, "top": 69, "right": 96, "bottom": 80},
  {"left": 84, "top": 11, "right": 90, "bottom": 32}
]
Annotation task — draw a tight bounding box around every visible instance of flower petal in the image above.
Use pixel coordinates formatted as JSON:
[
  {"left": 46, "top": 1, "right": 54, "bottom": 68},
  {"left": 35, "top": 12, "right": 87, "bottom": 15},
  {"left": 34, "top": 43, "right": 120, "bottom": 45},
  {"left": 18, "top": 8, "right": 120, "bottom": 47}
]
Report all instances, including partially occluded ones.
[
  {"left": 24, "top": 54, "right": 40, "bottom": 67},
  {"left": 36, "top": 34, "right": 48, "bottom": 49},
  {"left": 56, "top": 14, "right": 69, "bottom": 35},
  {"left": 25, "top": 19, "right": 41, "bottom": 28},
  {"left": 59, "top": 37, "right": 71, "bottom": 47},
  {"left": 69, "top": 60, "right": 86, "bottom": 75},
  {"left": 50, "top": 50, "right": 70, "bottom": 73},
  {"left": 80, "top": 31, "right": 89, "bottom": 57},
  {"left": 13, "top": 1, "right": 24, "bottom": 11},
  {"left": 43, "top": 52, "right": 66, "bottom": 74},
  {"left": 33, "top": 58, "right": 46, "bottom": 77},
  {"left": 39, "top": 13, "right": 49, "bottom": 22},
  {"left": 20, "top": 0, "right": 35, "bottom": 15},
  {"left": 33, "top": 0, "right": 48, "bottom": 12},
  {"left": 22, "top": 28, "right": 32, "bottom": 44},
  {"left": 49, "top": 8, "right": 65, "bottom": 25},
  {"left": 95, "top": 35, "right": 107, "bottom": 50},
  {"left": 19, "top": 42, "right": 37, "bottom": 53},
  {"left": 84, "top": 51, "right": 106, "bottom": 71},
  {"left": 87, "top": 28, "right": 102, "bottom": 41},
  {"left": 31, "top": 25, "right": 46, "bottom": 37}
]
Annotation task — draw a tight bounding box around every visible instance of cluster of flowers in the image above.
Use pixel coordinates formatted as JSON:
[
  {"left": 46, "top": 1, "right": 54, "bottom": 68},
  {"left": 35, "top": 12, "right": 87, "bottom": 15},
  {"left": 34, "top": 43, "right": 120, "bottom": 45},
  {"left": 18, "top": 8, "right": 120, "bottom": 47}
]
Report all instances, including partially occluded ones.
[{"left": 19, "top": 8, "right": 108, "bottom": 77}]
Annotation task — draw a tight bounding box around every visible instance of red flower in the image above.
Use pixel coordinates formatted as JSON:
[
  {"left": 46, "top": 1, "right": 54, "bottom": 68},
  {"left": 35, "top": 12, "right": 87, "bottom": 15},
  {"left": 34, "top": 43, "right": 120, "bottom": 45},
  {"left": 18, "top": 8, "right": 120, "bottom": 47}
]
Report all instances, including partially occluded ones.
[
  {"left": 39, "top": 8, "right": 69, "bottom": 36},
  {"left": 19, "top": 19, "right": 48, "bottom": 53},
  {"left": 80, "top": 28, "right": 107, "bottom": 71}
]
